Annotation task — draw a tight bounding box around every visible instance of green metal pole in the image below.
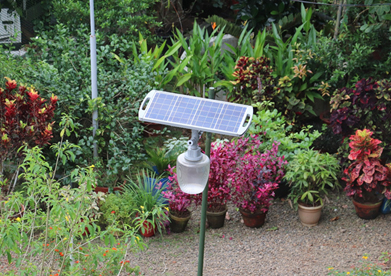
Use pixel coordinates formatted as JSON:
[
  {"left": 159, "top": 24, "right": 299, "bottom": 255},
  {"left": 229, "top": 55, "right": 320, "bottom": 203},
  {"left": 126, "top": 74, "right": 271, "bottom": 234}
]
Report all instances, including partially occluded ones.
[{"left": 197, "top": 87, "right": 215, "bottom": 276}]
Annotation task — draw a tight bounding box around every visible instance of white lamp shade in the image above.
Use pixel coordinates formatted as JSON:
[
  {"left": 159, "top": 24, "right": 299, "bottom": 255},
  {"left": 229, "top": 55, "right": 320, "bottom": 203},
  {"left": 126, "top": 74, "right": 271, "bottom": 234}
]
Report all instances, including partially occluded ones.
[{"left": 176, "top": 153, "right": 210, "bottom": 194}]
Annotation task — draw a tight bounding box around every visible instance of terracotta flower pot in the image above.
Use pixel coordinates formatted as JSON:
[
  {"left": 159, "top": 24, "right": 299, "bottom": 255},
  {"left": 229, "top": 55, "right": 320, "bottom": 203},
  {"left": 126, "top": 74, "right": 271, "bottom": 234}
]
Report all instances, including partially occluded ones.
[
  {"left": 239, "top": 208, "right": 267, "bottom": 228},
  {"left": 352, "top": 198, "right": 382, "bottom": 220},
  {"left": 94, "top": 186, "right": 123, "bottom": 194},
  {"left": 169, "top": 211, "right": 191, "bottom": 233},
  {"left": 206, "top": 206, "right": 228, "bottom": 229},
  {"left": 298, "top": 203, "right": 323, "bottom": 226}
]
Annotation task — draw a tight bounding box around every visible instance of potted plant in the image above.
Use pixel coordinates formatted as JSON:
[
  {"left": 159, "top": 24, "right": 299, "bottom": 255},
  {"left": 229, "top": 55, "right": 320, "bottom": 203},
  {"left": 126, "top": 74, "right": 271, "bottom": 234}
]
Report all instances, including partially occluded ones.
[
  {"left": 201, "top": 141, "right": 235, "bottom": 229},
  {"left": 123, "top": 170, "right": 169, "bottom": 237},
  {"left": 229, "top": 137, "right": 287, "bottom": 228},
  {"left": 143, "top": 141, "right": 187, "bottom": 203},
  {"left": 342, "top": 129, "right": 391, "bottom": 219},
  {"left": 160, "top": 165, "right": 193, "bottom": 233},
  {"left": 284, "top": 149, "right": 340, "bottom": 226},
  {"left": 143, "top": 146, "right": 177, "bottom": 177}
]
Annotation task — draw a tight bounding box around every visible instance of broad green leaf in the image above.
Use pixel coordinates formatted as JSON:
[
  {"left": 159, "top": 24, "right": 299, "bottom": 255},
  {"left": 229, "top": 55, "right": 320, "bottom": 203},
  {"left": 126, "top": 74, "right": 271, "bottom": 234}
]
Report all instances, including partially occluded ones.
[
  {"left": 165, "top": 41, "right": 182, "bottom": 57},
  {"left": 152, "top": 56, "right": 166, "bottom": 71},
  {"left": 176, "top": 73, "right": 192, "bottom": 87}
]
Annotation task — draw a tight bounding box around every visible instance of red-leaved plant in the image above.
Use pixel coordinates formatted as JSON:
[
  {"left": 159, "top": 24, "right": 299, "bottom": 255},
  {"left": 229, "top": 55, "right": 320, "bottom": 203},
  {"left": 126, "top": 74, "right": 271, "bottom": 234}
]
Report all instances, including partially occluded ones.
[
  {"left": 228, "top": 137, "right": 287, "bottom": 213},
  {"left": 0, "top": 77, "right": 57, "bottom": 193},
  {"left": 202, "top": 141, "right": 236, "bottom": 212},
  {"left": 342, "top": 129, "right": 391, "bottom": 202},
  {"left": 160, "top": 165, "right": 193, "bottom": 218}
]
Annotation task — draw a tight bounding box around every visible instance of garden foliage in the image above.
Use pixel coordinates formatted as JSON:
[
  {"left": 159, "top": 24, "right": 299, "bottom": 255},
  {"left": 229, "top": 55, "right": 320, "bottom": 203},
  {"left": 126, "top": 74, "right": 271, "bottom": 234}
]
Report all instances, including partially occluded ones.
[
  {"left": 0, "top": 117, "right": 146, "bottom": 275},
  {"left": 342, "top": 129, "right": 391, "bottom": 202},
  {"left": 330, "top": 78, "right": 391, "bottom": 158},
  {"left": 0, "top": 78, "right": 56, "bottom": 193},
  {"left": 228, "top": 137, "right": 287, "bottom": 213}
]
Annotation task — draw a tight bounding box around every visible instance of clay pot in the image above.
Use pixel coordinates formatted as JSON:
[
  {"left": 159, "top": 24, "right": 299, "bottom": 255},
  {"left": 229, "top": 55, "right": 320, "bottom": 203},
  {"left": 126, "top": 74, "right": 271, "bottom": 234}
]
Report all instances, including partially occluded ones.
[
  {"left": 352, "top": 198, "right": 382, "bottom": 220},
  {"left": 298, "top": 203, "right": 323, "bottom": 226},
  {"left": 94, "top": 186, "right": 123, "bottom": 194},
  {"left": 169, "top": 211, "right": 191, "bottom": 233},
  {"left": 239, "top": 208, "right": 267, "bottom": 228},
  {"left": 206, "top": 206, "right": 228, "bottom": 229}
]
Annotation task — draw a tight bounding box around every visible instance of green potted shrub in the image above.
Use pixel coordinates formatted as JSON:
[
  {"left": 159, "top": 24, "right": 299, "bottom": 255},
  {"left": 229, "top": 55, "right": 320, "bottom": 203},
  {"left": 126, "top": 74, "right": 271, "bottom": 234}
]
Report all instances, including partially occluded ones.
[
  {"left": 284, "top": 149, "right": 340, "bottom": 226},
  {"left": 250, "top": 104, "right": 322, "bottom": 198},
  {"left": 123, "top": 170, "right": 169, "bottom": 237}
]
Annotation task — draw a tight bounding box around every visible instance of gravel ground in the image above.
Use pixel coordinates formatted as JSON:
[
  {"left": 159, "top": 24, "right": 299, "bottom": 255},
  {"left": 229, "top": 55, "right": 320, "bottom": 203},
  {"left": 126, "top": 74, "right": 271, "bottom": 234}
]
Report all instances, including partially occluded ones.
[{"left": 128, "top": 190, "right": 391, "bottom": 276}]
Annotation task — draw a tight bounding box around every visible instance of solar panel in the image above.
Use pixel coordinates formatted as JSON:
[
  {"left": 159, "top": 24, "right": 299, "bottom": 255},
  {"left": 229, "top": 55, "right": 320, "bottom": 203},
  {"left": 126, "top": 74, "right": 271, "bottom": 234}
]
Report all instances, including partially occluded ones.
[{"left": 139, "top": 90, "right": 253, "bottom": 136}]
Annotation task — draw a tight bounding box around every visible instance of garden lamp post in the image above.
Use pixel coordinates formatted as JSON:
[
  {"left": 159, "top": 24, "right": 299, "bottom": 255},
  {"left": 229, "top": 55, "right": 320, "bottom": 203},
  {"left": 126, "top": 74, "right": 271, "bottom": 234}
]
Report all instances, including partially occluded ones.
[{"left": 139, "top": 88, "right": 252, "bottom": 275}]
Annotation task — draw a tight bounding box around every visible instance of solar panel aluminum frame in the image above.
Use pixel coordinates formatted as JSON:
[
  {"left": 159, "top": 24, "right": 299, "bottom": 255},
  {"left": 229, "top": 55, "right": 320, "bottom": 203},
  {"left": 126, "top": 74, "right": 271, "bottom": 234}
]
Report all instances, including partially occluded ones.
[{"left": 139, "top": 90, "right": 253, "bottom": 137}]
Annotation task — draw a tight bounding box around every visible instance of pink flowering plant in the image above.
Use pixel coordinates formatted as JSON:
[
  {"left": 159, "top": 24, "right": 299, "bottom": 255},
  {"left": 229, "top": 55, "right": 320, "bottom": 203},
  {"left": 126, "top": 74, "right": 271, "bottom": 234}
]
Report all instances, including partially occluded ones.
[
  {"left": 203, "top": 141, "right": 237, "bottom": 212},
  {"left": 229, "top": 137, "right": 287, "bottom": 213},
  {"left": 160, "top": 165, "right": 193, "bottom": 217}
]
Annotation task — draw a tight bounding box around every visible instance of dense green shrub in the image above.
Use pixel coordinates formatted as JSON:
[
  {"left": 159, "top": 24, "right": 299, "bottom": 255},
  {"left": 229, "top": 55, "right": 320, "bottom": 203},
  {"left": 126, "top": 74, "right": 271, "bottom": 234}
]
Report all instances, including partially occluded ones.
[
  {"left": 232, "top": 0, "right": 298, "bottom": 32},
  {"left": 312, "top": 28, "right": 391, "bottom": 91},
  {"left": 99, "top": 193, "right": 133, "bottom": 228},
  {"left": 10, "top": 24, "right": 169, "bottom": 183},
  {"left": 249, "top": 102, "right": 321, "bottom": 162},
  {"left": 45, "top": 0, "right": 162, "bottom": 44}
]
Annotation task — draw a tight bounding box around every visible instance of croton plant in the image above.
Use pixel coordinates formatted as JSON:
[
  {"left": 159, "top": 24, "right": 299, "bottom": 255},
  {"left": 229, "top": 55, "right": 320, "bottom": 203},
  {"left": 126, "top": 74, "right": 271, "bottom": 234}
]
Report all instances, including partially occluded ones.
[
  {"left": 342, "top": 129, "right": 391, "bottom": 202},
  {"left": 330, "top": 78, "right": 391, "bottom": 152},
  {"left": 230, "top": 56, "right": 278, "bottom": 104},
  {"left": 0, "top": 77, "right": 57, "bottom": 193}
]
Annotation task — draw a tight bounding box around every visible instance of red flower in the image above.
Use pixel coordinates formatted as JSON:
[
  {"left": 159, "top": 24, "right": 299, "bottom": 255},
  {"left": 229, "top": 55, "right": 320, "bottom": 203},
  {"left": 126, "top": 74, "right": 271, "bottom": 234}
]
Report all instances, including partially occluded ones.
[
  {"left": 59, "top": 252, "right": 64, "bottom": 257},
  {"left": 111, "top": 210, "right": 115, "bottom": 214},
  {"left": 112, "top": 247, "right": 117, "bottom": 251}
]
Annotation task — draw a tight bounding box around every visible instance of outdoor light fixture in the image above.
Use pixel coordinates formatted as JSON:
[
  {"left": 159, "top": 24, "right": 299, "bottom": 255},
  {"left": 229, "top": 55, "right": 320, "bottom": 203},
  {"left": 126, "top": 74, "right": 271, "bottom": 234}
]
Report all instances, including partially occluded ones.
[
  {"left": 139, "top": 89, "right": 253, "bottom": 275},
  {"left": 176, "top": 130, "right": 210, "bottom": 194}
]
